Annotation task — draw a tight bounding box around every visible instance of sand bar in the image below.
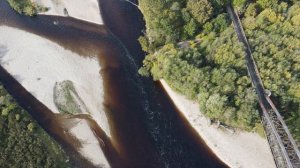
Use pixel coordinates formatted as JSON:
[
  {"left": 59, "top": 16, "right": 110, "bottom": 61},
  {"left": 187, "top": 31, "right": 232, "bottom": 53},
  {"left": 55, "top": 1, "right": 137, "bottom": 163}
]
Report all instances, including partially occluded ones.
[
  {"left": 0, "top": 25, "right": 110, "bottom": 166},
  {"left": 33, "top": 0, "right": 103, "bottom": 24},
  {"left": 161, "top": 79, "right": 276, "bottom": 168}
]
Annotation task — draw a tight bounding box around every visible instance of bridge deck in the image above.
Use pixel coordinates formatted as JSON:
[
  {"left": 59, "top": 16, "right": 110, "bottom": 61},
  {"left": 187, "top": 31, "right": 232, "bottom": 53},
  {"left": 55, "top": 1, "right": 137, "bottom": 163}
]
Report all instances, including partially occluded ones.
[{"left": 226, "top": 4, "right": 300, "bottom": 168}]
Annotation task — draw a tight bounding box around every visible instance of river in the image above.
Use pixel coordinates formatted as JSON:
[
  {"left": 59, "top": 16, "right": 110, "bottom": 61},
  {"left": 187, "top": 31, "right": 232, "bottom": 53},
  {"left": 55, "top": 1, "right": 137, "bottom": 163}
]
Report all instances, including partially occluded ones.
[{"left": 0, "top": 0, "right": 227, "bottom": 167}]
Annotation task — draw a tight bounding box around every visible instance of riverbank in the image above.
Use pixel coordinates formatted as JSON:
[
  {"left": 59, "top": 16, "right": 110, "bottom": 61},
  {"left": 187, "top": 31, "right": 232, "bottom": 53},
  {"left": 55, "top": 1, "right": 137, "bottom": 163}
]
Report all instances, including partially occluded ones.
[
  {"left": 32, "top": 0, "right": 103, "bottom": 24},
  {"left": 68, "top": 119, "right": 109, "bottom": 167},
  {"left": 0, "top": 25, "right": 110, "bottom": 167},
  {"left": 160, "top": 80, "right": 276, "bottom": 168}
]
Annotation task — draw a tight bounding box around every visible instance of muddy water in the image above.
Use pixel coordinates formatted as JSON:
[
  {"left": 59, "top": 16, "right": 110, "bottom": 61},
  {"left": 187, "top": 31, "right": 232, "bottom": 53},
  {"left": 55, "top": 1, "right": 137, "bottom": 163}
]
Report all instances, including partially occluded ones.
[
  {"left": 0, "top": 0, "right": 227, "bottom": 168},
  {"left": 99, "top": 0, "right": 227, "bottom": 168}
]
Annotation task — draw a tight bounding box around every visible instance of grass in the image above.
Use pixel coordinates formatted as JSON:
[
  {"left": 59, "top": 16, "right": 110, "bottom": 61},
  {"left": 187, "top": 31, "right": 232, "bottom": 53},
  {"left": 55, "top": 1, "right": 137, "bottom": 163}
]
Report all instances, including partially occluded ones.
[{"left": 54, "top": 80, "right": 90, "bottom": 115}]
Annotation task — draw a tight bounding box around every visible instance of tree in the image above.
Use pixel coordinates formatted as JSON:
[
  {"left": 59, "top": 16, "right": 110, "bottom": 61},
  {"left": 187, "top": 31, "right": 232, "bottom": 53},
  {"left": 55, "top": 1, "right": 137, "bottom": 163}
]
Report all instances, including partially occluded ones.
[
  {"left": 257, "top": 0, "right": 278, "bottom": 9},
  {"left": 233, "top": 0, "right": 248, "bottom": 11},
  {"left": 7, "top": 0, "right": 38, "bottom": 16},
  {"left": 205, "top": 94, "right": 228, "bottom": 119},
  {"left": 233, "top": 0, "right": 247, "bottom": 7},
  {"left": 245, "top": 3, "right": 260, "bottom": 17},
  {"left": 0, "top": 84, "right": 70, "bottom": 167},
  {"left": 183, "top": 18, "right": 197, "bottom": 37},
  {"left": 186, "top": 0, "right": 213, "bottom": 25},
  {"left": 138, "top": 0, "right": 300, "bottom": 139}
]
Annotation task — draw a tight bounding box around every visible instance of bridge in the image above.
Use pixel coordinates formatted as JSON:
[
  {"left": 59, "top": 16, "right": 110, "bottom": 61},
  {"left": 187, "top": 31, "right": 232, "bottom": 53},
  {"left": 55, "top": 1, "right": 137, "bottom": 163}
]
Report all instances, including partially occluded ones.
[{"left": 226, "top": 4, "right": 300, "bottom": 168}]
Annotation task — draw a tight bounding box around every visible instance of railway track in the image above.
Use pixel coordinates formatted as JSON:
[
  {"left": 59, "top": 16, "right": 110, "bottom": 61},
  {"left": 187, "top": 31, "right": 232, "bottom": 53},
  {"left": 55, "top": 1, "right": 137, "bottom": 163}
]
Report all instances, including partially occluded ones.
[{"left": 226, "top": 3, "right": 300, "bottom": 168}]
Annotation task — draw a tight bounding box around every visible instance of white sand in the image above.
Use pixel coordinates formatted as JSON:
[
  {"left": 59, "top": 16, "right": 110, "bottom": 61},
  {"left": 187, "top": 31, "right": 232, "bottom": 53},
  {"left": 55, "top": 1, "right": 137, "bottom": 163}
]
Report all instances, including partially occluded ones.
[
  {"left": 0, "top": 26, "right": 110, "bottom": 165},
  {"left": 161, "top": 80, "right": 276, "bottom": 168},
  {"left": 69, "top": 119, "right": 109, "bottom": 168},
  {"left": 32, "top": 0, "right": 103, "bottom": 24}
]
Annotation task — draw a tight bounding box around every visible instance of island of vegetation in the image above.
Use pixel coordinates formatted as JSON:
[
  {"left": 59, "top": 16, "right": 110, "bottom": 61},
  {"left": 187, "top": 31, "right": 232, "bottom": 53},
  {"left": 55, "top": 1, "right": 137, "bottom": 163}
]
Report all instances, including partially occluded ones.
[
  {"left": 138, "top": 0, "right": 300, "bottom": 144},
  {"left": 7, "top": 0, "right": 47, "bottom": 16},
  {"left": 0, "top": 83, "right": 70, "bottom": 167},
  {"left": 54, "top": 80, "right": 90, "bottom": 115}
]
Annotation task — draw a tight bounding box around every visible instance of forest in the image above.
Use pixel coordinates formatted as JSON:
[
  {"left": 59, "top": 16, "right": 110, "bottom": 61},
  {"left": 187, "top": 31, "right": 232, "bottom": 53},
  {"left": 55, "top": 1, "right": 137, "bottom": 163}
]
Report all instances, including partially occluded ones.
[
  {"left": 0, "top": 84, "right": 70, "bottom": 168},
  {"left": 138, "top": 0, "right": 300, "bottom": 143}
]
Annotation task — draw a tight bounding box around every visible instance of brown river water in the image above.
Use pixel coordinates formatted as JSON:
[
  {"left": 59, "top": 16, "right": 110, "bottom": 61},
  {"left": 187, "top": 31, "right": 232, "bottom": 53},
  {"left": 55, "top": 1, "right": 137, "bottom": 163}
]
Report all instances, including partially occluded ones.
[{"left": 0, "top": 0, "right": 227, "bottom": 167}]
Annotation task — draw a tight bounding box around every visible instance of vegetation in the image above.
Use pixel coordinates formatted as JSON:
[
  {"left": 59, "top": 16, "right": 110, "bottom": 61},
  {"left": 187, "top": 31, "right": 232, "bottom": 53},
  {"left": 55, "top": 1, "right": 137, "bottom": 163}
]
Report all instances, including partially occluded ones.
[
  {"left": 186, "top": 0, "right": 213, "bottom": 25},
  {"left": 54, "top": 80, "right": 89, "bottom": 115},
  {"left": 138, "top": 0, "right": 300, "bottom": 142},
  {"left": 7, "top": 0, "right": 48, "bottom": 16},
  {"left": 0, "top": 84, "right": 70, "bottom": 167}
]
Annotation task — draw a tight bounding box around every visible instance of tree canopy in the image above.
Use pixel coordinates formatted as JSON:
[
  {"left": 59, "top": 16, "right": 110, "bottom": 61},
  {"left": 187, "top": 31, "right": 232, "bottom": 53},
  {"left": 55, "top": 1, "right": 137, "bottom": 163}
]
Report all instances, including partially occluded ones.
[
  {"left": 138, "top": 0, "right": 300, "bottom": 143},
  {"left": 0, "top": 84, "right": 70, "bottom": 167}
]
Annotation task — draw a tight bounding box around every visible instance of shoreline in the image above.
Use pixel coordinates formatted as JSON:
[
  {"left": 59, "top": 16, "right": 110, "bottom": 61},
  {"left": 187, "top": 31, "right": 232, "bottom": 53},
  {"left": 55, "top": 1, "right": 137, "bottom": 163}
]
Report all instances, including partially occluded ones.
[
  {"left": 33, "top": 0, "right": 103, "bottom": 25},
  {"left": 68, "top": 118, "right": 110, "bottom": 167},
  {"left": 160, "top": 79, "right": 276, "bottom": 168},
  {"left": 0, "top": 25, "right": 110, "bottom": 167},
  {"left": 4, "top": 0, "right": 277, "bottom": 166}
]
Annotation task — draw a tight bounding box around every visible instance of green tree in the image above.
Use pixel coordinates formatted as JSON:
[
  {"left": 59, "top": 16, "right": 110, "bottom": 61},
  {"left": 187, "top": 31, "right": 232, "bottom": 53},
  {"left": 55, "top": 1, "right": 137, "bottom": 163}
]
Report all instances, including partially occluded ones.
[
  {"left": 138, "top": 0, "right": 300, "bottom": 141},
  {"left": 257, "top": 0, "right": 278, "bottom": 9},
  {"left": 0, "top": 84, "right": 70, "bottom": 167},
  {"left": 186, "top": 0, "right": 213, "bottom": 25},
  {"left": 183, "top": 18, "right": 197, "bottom": 37},
  {"left": 205, "top": 94, "right": 228, "bottom": 119}
]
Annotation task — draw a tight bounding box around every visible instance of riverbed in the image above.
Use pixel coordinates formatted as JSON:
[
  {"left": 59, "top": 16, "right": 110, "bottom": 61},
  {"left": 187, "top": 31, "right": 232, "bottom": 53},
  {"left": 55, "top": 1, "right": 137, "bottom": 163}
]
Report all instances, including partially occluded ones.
[{"left": 0, "top": 0, "right": 227, "bottom": 168}]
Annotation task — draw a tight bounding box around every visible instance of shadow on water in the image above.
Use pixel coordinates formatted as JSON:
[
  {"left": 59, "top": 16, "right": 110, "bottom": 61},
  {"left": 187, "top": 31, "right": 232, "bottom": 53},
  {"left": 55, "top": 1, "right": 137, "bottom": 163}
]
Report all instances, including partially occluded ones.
[
  {"left": 0, "top": 65, "right": 105, "bottom": 168},
  {"left": 0, "top": 1, "right": 123, "bottom": 168},
  {"left": 99, "top": 0, "right": 228, "bottom": 168}
]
